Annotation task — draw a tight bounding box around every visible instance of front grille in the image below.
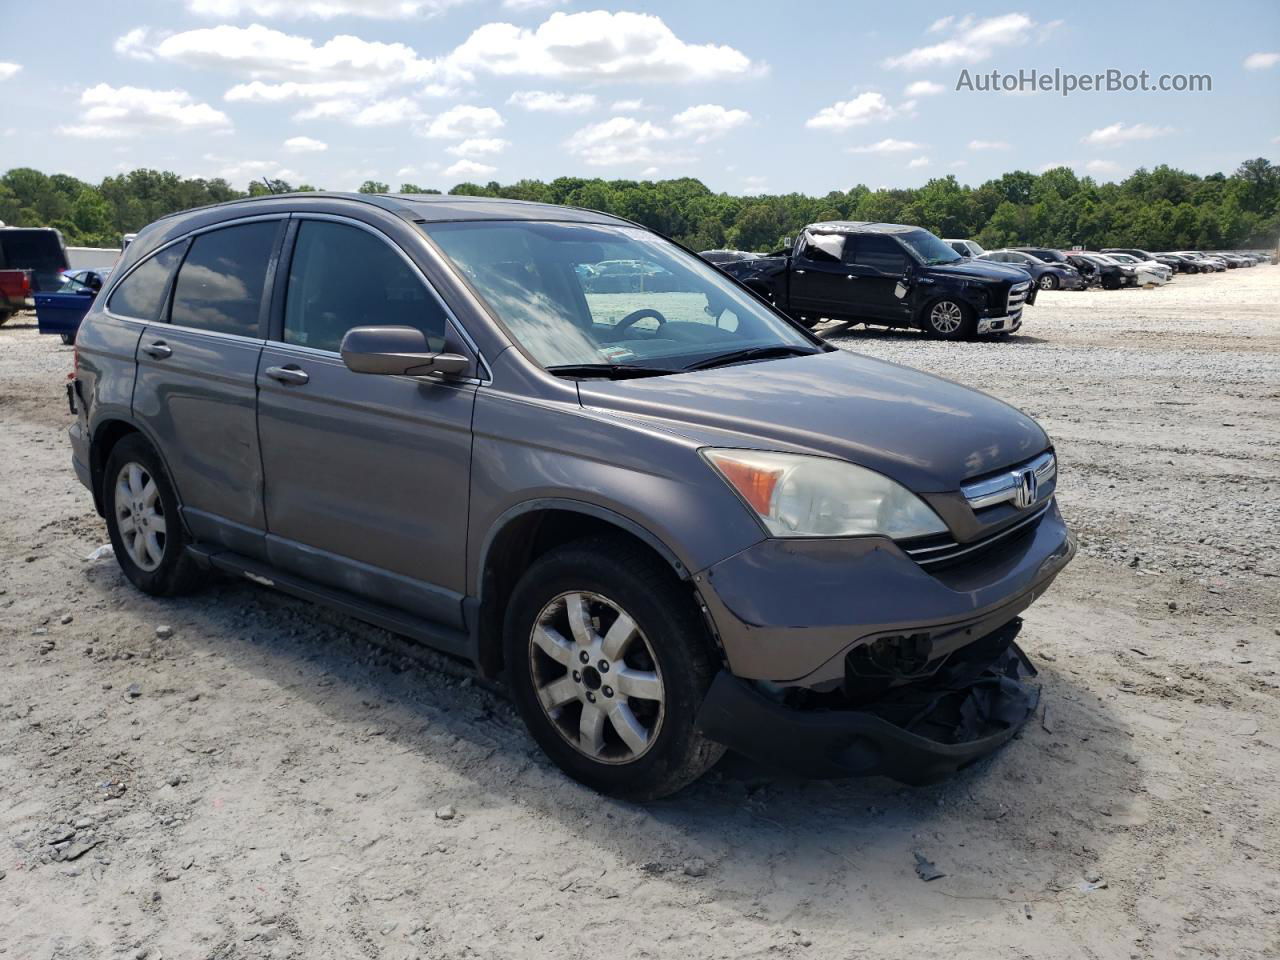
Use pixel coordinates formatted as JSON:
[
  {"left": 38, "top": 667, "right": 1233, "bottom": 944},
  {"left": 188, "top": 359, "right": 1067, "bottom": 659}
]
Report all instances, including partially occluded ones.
[
  {"left": 1006, "top": 281, "right": 1031, "bottom": 314},
  {"left": 901, "top": 501, "right": 1050, "bottom": 569}
]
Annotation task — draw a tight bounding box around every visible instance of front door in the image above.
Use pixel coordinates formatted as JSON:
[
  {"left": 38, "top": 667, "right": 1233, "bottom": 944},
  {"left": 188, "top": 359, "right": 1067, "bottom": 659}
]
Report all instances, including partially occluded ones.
[
  {"left": 255, "top": 217, "right": 478, "bottom": 629},
  {"left": 131, "top": 218, "right": 285, "bottom": 558},
  {"left": 847, "top": 234, "right": 913, "bottom": 323}
]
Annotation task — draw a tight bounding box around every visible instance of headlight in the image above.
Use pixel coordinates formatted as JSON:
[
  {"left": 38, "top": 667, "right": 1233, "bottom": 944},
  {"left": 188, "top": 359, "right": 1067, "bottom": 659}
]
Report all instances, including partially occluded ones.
[{"left": 702, "top": 449, "right": 948, "bottom": 539}]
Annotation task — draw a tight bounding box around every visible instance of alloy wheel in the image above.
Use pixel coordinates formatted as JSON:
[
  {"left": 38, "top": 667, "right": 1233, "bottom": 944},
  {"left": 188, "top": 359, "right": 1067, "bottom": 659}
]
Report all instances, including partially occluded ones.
[
  {"left": 114, "top": 462, "right": 167, "bottom": 572},
  {"left": 528, "top": 591, "right": 665, "bottom": 764},
  {"left": 929, "top": 300, "right": 964, "bottom": 334}
]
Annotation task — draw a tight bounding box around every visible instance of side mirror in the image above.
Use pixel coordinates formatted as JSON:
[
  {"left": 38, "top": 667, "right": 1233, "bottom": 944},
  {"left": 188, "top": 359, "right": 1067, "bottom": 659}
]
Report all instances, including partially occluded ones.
[{"left": 339, "top": 326, "right": 470, "bottom": 378}]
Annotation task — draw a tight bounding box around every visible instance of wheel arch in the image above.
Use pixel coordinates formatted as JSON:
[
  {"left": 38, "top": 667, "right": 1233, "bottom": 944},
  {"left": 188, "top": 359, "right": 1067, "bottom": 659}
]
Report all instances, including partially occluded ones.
[
  {"left": 89, "top": 416, "right": 183, "bottom": 518},
  {"left": 470, "top": 500, "right": 702, "bottom": 679}
]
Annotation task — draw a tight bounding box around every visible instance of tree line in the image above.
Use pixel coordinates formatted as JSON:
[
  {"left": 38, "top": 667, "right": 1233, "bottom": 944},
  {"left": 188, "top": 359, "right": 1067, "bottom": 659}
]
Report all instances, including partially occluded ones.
[{"left": 2, "top": 158, "right": 1276, "bottom": 254}]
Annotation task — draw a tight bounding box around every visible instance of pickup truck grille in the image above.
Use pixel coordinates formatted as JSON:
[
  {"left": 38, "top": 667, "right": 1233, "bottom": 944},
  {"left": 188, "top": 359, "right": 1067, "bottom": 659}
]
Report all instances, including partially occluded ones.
[
  {"left": 900, "top": 501, "right": 1050, "bottom": 569},
  {"left": 1006, "top": 281, "right": 1031, "bottom": 314}
]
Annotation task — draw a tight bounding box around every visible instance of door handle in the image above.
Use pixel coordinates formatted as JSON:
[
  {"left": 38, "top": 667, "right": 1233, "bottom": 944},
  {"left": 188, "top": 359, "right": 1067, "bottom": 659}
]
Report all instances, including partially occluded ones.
[
  {"left": 794, "top": 269, "right": 806, "bottom": 274},
  {"left": 846, "top": 274, "right": 858, "bottom": 280},
  {"left": 142, "top": 341, "right": 172, "bottom": 360},
  {"left": 264, "top": 365, "right": 310, "bottom": 386}
]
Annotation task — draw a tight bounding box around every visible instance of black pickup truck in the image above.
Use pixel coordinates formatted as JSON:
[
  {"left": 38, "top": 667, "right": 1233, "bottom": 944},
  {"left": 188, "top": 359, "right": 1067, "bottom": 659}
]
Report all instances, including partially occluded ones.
[{"left": 720, "top": 222, "right": 1035, "bottom": 339}]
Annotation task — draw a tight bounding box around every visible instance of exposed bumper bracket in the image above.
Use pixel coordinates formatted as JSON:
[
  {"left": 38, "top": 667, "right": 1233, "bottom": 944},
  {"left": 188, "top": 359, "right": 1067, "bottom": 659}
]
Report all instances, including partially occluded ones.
[{"left": 695, "top": 620, "right": 1039, "bottom": 785}]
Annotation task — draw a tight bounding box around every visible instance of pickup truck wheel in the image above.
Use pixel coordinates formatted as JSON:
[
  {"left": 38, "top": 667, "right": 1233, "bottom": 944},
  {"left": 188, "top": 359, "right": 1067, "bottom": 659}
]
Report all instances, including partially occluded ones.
[
  {"left": 503, "top": 536, "right": 725, "bottom": 801},
  {"left": 923, "top": 298, "right": 974, "bottom": 340},
  {"left": 60, "top": 333, "right": 75, "bottom": 345},
  {"left": 1038, "top": 274, "right": 1059, "bottom": 291},
  {"left": 0, "top": 310, "right": 11, "bottom": 327},
  {"left": 103, "top": 435, "right": 201, "bottom": 596}
]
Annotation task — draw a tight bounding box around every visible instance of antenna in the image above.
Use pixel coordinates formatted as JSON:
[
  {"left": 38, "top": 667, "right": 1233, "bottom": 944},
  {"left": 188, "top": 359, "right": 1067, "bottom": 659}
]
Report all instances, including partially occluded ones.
[{"left": 261, "top": 176, "right": 278, "bottom": 194}]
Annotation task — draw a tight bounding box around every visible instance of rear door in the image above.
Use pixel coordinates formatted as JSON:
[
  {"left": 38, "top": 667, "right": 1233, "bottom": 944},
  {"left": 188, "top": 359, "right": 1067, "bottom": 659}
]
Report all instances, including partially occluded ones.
[
  {"left": 789, "top": 230, "right": 851, "bottom": 317},
  {"left": 131, "top": 217, "right": 285, "bottom": 558},
  {"left": 255, "top": 215, "right": 479, "bottom": 630}
]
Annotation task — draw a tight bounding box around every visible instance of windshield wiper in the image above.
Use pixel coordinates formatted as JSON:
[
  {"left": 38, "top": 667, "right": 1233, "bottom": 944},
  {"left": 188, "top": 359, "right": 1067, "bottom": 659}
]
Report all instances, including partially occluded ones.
[
  {"left": 684, "top": 344, "right": 820, "bottom": 371},
  {"left": 545, "top": 362, "right": 679, "bottom": 380}
]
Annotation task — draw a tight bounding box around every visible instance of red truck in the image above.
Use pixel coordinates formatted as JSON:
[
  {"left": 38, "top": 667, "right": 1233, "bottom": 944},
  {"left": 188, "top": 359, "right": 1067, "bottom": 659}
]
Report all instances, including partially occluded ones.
[{"left": 0, "top": 268, "right": 31, "bottom": 325}]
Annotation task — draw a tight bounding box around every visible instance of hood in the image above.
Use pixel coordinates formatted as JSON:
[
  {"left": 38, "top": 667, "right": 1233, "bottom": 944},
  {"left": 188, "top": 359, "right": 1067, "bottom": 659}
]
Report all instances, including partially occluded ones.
[
  {"left": 577, "top": 350, "right": 1048, "bottom": 492},
  {"left": 927, "top": 259, "right": 1029, "bottom": 283}
]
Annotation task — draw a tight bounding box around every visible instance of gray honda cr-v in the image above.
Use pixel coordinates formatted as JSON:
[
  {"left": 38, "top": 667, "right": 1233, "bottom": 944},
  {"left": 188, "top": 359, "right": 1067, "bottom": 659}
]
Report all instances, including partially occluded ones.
[{"left": 68, "top": 193, "right": 1075, "bottom": 799}]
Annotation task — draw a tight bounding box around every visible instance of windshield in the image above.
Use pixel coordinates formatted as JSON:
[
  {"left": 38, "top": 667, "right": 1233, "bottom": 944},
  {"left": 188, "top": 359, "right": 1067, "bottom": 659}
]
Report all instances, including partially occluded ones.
[
  {"left": 422, "top": 221, "right": 815, "bottom": 371},
  {"left": 899, "top": 229, "right": 963, "bottom": 265}
]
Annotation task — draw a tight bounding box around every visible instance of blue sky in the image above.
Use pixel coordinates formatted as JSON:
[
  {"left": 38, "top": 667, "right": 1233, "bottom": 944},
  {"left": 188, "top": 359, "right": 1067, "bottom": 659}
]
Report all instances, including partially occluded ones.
[{"left": 1, "top": 1, "right": 1277, "bottom": 194}]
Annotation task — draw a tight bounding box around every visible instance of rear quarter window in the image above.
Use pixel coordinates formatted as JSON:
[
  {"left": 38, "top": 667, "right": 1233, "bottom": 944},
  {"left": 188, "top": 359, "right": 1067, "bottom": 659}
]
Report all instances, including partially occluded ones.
[{"left": 106, "top": 245, "right": 186, "bottom": 321}]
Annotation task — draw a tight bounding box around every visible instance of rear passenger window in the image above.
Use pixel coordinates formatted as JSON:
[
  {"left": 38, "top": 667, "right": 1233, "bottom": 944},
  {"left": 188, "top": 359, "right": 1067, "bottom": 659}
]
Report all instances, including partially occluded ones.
[
  {"left": 797, "top": 231, "right": 844, "bottom": 264},
  {"left": 170, "top": 222, "right": 279, "bottom": 337},
  {"left": 107, "top": 245, "right": 185, "bottom": 321},
  {"left": 282, "top": 220, "right": 447, "bottom": 354}
]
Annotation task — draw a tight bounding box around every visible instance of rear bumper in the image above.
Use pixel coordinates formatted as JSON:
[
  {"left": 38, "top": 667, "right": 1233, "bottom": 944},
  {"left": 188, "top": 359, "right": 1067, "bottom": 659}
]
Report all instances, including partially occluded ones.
[{"left": 696, "top": 619, "right": 1039, "bottom": 784}]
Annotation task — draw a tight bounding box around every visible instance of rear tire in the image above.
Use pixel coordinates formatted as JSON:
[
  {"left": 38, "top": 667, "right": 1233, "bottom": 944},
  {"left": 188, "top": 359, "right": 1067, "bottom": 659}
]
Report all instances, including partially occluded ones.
[
  {"left": 923, "top": 298, "right": 975, "bottom": 340},
  {"left": 60, "top": 333, "right": 75, "bottom": 345},
  {"left": 103, "top": 434, "right": 201, "bottom": 596},
  {"left": 503, "top": 536, "right": 725, "bottom": 801}
]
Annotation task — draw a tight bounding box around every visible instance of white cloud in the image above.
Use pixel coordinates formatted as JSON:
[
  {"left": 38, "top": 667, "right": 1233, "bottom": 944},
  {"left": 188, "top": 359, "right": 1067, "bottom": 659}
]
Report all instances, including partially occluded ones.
[
  {"left": 670, "top": 104, "right": 750, "bottom": 142},
  {"left": 501, "top": 0, "right": 567, "bottom": 9},
  {"left": 904, "top": 80, "right": 944, "bottom": 97},
  {"left": 1086, "top": 159, "right": 1122, "bottom": 176},
  {"left": 423, "top": 104, "right": 504, "bottom": 139},
  {"left": 187, "top": 0, "right": 465, "bottom": 18},
  {"left": 949, "top": 160, "right": 967, "bottom": 168},
  {"left": 968, "top": 139, "right": 1010, "bottom": 150},
  {"left": 225, "top": 79, "right": 375, "bottom": 102},
  {"left": 886, "top": 13, "right": 1043, "bottom": 70},
  {"left": 1082, "top": 122, "right": 1174, "bottom": 146},
  {"left": 611, "top": 98, "right": 646, "bottom": 111},
  {"left": 847, "top": 137, "right": 922, "bottom": 154},
  {"left": 293, "top": 98, "right": 360, "bottom": 120},
  {"left": 205, "top": 156, "right": 302, "bottom": 183},
  {"left": 443, "top": 158, "right": 497, "bottom": 178},
  {"left": 1243, "top": 51, "right": 1280, "bottom": 70},
  {"left": 352, "top": 97, "right": 422, "bottom": 126},
  {"left": 283, "top": 135, "right": 327, "bottom": 152},
  {"left": 908, "top": 156, "right": 931, "bottom": 169},
  {"left": 566, "top": 116, "right": 673, "bottom": 166},
  {"left": 113, "top": 28, "right": 155, "bottom": 61},
  {"left": 448, "top": 11, "right": 756, "bottom": 82},
  {"left": 507, "top": 90, "right": 596, "bottom": 113},
  {"left": 0, "top": 62, "right": 20, "bottom": 81},
  {"left": 446, "top": 137, "right": 510, "bottom": 157},
  {"left": 805, "top": 92, "right": 895, "bottom": 130},
  {"left": 133, "top": 24, "right": 443, "bottom": 88},
  {"left": 59, "top": 84, "right": 231, "bottom": 138}
]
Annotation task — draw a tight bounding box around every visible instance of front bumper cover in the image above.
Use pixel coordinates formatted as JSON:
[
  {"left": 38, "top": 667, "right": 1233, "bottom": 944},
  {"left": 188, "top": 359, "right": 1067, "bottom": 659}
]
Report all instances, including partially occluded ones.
[{"left": 696, "top": 619, "right": 1038, "bottom": 784}]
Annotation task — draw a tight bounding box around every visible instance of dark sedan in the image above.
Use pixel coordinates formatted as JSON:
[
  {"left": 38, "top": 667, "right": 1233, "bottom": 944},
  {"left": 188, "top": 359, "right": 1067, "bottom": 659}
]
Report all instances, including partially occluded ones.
[{"left": 979, "top": 249, "right": 1084, "bottom": 290}]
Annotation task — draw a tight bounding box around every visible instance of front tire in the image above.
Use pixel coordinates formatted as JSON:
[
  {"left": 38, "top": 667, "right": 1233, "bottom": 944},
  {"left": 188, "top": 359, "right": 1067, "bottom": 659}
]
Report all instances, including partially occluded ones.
[
  {"left": 103, "top": 434, "right": 201, "bottom": 596},
  {"left": 923, "top": 298, "right": 975, "bottom": 340},
  {"left": 1038, "top": 273, "right": 1059, "bottom": 290},
  {"left": 60, "top": 332, "right": 75, "bottom": 345},
  {"left": 503, "top": 536, "right": 725, "bottom": 800}
]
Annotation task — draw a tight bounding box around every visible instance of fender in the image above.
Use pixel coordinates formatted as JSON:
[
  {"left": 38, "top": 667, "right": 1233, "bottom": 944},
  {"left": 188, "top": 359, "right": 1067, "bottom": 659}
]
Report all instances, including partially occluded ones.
[
  {"left": 87, "top": 409, "right": 189, "bottom": 530},
  {"left": 475, "top": 497, "right": 691, "bottom": 597}
]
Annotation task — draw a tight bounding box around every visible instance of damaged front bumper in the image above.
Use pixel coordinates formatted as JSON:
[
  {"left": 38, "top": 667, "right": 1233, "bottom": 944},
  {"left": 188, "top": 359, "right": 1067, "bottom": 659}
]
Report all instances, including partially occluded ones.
[{"left": 696, "top": 619, "right": 1039, "bottom": 784}]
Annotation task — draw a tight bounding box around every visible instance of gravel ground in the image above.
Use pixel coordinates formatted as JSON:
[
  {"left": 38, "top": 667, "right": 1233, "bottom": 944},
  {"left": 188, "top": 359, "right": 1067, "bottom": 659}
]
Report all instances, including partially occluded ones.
[{"left": 1, "top": 267, "right": 1277, "bottom": 959}]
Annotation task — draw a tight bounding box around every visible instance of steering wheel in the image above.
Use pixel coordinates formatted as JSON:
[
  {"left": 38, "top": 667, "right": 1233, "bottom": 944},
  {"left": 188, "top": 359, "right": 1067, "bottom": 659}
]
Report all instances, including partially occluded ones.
[{"left": 614, "top": 308, "right": 669, "bottom": 334}]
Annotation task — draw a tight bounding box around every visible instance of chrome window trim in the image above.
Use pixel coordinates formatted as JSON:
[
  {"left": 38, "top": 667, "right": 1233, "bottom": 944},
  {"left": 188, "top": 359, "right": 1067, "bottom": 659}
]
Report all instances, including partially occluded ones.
[
  {"left": 285, "top": 212, "right": 492, "bottom": 385},
  {"left": 102, "top": 213, "right": 287, "bottom": 323},
  {"left": 962, "top": 451, "right": 1056, "bottom": 511}
]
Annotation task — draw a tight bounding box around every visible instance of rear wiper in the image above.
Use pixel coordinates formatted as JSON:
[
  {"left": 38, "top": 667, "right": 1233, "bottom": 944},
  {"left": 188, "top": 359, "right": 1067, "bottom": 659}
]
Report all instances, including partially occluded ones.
[
  {"left": 545, "top": 363, "right": 679, "bottom": 380},
  {"left": 684, "top": 344, "right": 820, "bottom": 372}
]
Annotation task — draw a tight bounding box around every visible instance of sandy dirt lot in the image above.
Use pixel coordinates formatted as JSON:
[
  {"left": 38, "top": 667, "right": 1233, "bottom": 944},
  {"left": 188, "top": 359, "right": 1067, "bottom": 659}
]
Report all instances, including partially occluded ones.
[{"left": 2, "top": 267, "right": 1277, "bottom": 960}]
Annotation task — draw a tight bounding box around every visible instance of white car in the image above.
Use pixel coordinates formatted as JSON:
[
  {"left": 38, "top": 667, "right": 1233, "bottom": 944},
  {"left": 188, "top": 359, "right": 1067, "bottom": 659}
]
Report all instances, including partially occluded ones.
[
  {"left": 1098, "top": 253, "right": 1170, "bottom": 285},
  {"left": 943, "top": 238, "right": 986, "bottom": 258}
]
